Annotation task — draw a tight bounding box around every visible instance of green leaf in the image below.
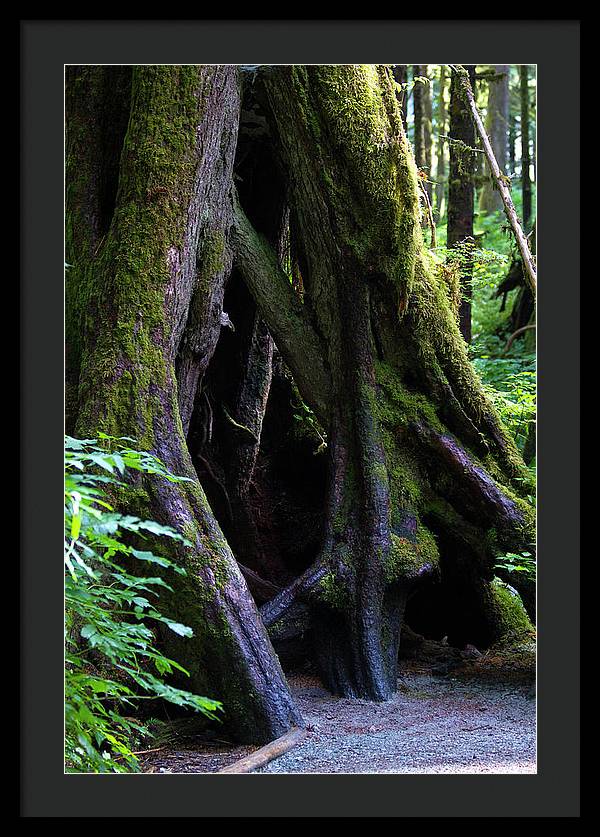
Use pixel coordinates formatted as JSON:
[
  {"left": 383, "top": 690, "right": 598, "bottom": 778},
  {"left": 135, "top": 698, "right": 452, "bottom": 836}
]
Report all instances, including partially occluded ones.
[{"left": 164, "top": 620, "right": 193, "bottom": 638}]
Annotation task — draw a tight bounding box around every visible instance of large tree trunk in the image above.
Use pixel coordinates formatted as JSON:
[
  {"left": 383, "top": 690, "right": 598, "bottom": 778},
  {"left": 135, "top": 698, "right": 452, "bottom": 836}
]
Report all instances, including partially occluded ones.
[
  {"left": 65, "top": 65, "right": 301, "bottom": 743},
  {"left": 479, "top": 65, "right": 509, "bottom": 215},
  {"left": 232, "top": 66, "right": 534, "bottom": 700},
  {"left": 447, "top": 64, "right": 476, "bottom": 343}
]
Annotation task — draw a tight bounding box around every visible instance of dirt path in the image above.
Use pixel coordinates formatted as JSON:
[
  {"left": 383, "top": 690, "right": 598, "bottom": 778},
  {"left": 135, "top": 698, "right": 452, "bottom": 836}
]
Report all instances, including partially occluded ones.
[{"left": 141, "top": 650, "right": 536, "bottom": 774}]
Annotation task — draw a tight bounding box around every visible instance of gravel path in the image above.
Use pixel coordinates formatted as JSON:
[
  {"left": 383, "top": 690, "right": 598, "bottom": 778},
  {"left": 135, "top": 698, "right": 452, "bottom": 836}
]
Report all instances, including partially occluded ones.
[
  {"left": 141, "top": 659, "right": 536, "bottom": 774},
  {"left": 256, "top": 670, "right": 536, "bottom": 774}
]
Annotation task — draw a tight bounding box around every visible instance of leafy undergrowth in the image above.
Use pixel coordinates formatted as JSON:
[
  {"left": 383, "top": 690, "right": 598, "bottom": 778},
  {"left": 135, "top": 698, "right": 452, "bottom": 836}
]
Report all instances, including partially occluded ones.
[
  {"left": 65, "top": 435, "right": 222, "bottom": 773},
  {"left": 434, "top": 204, "right": 537, "bottom": 545}
]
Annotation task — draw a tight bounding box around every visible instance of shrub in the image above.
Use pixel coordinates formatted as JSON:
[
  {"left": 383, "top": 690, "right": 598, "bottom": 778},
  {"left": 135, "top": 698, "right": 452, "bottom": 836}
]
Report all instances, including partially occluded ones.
[{"left": 65, "top": 434, "right": 221, "bottom": 773}]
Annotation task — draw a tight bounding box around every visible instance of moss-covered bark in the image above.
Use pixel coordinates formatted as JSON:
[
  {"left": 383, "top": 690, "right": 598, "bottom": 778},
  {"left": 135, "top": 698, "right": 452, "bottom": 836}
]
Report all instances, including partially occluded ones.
[
  {"left": 65, "top": 65, "right": 301, "bottom": 743},
  {"left": 233, "top": 65, "right": 535, "bottom": 698}
]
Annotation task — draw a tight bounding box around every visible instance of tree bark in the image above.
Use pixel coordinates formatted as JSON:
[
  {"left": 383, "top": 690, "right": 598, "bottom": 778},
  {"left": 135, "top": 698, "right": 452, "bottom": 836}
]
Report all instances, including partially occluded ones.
[
  {"left": 509, "top": 108, "right": 516, "bottom": 176},
  {"left": 447, "top": 64, "right": 476, "bottom": 343},
  {"left": 65, "top": 65, "right": 301, "bottom": 743},
  {"left": 423, "top": 68, "right": 433, "bottom": 203}
]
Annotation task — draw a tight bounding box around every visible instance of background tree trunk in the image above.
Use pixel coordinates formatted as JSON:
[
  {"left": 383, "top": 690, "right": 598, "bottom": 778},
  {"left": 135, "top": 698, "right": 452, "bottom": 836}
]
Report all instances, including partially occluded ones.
[
  {"left": 392, "top": 64, "right": 409, "bottom": 133},
  {"left": 412, "top": 66, "right": 433, "bottom": 202},
  {"left": 447, "top": 65, "right": 476, "bottom": 343},
  {"left": 509, "top": 109, "right": 516, "bottom": 175},
  {"left": 479, "top": 65, "right": 509, "bottom": 215},
  {"left": 520, "top": 65, "right": 532, "bottom": 231},
  {"left": 65, "top": 65, "right": 301, "bottom": 744},
  {"left": 412, "top": 65, "right": 425, "bottom": 173},
  {"left": 434, "top": 65, "right": 448, "bottom": 223},
  {"left": 423, "top": 67, "right": 433, "bottom": 202}
]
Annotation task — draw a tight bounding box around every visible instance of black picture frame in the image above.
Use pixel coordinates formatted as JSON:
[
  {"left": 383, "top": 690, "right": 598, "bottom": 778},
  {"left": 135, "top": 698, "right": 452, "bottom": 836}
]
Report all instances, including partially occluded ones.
[{"left": 21, "top": 19, "right": 580, "bottom": 818}]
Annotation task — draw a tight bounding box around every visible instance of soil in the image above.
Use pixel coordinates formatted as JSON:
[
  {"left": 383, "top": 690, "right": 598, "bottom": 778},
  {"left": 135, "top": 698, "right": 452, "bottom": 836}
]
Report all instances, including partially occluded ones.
[{"left": 139, "top": 636, "right": 535, "bottom": 775}]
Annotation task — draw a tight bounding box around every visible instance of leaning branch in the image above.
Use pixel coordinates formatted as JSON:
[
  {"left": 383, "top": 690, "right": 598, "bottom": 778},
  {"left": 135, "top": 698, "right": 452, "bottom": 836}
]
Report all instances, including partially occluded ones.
[
  {"left": 450, "top": 65, "right": 537, "bottom": 298},
  {"left": 418, "top": 178, "right": 437, "bottom": 247},
  {"left": 260, "top": 560, "right": 329, "bottom": 628},
  {"left": 238, "top": 562, "right": 281, "bottom": 604},
  {"left": 503, "top": 323, "right": 536, "bottom": 354},
  {"left": 231, "top": 190, "right": 331, "bottom": 424}
]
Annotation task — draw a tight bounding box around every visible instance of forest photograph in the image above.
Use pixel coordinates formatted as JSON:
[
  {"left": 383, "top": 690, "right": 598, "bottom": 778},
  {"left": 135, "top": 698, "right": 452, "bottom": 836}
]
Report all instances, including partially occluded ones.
[{"left": 64, "top": 62, "right": 538, "bottom": 776}]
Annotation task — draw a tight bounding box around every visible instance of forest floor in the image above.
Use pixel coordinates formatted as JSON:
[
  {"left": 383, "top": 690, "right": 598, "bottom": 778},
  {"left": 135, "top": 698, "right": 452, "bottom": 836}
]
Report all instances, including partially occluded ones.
[{"left": 140, "top": 637, "right": 536, "bottom": 775}]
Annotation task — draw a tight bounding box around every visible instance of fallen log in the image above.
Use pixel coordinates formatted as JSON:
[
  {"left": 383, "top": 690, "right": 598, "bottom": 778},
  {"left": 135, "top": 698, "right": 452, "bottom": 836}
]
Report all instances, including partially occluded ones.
[{"left": 217, "top": 727, "right": 307, "bottom": 774}]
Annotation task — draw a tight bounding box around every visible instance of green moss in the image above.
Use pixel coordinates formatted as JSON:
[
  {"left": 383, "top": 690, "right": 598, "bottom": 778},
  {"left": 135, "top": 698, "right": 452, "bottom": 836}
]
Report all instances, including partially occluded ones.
[
  {"left": 370, "top": 361, "right": 436, "bottom": 513},
  {"left": 285, "top": 65, "right": 421, "bottom": 307},
  {"left": 384, "top": 523, "right": 439, "bottom": 584},
  {"left": 489, "top": 577, "right": 534, "bottom": 642},
  {"left": 385, "top": 441, "right": 423, "bottom": 511},
  {"left": 375, "top": 360, "right": 442, "bottom": 431},
  {"left": 197, "top": 229, "right": 226, "bottom": 290},
  {"left": 316, "top": 570, "right": 352, "bottom": 611},
  {"left": 417, "top": 524, "right": 439, "bottom": 565},
  {"left": 69, "top": 67, "right": 209, "bottom": 446},
  {"left": 406, "top": 251, "right": 531, "bottom": 487}
]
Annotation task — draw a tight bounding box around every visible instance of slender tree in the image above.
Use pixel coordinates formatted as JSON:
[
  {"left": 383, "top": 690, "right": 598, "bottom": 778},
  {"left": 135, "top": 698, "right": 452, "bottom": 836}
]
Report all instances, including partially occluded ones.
[
  {"left": 423, "top": 67, "right": 433, "bottom": 202},
  {"left": 447, "top": 65, "right": 476, "bottom": 343},
  {"left": 479, "top": 65, "right": 510, "bottom": 214},
  {"left": 412, "top": 65, "right": 433, "bottom": 201},
  {"left": 452, "top": 65, "right": 536, "bottom": 298},
  {"left": 509, "top": 68, "right": 517, "bottom": 177},
  {"left": 412, "top": 67, "right": 425, "bottom": 168},
  {"left": 434, "top": 65, "right": 448, "bottom": 223},
  {"left": 392, "top": 64, "right": 409, "bottom": 133},
  {"left": 520, "top": 65, "right": 532, "bottom": 231}
]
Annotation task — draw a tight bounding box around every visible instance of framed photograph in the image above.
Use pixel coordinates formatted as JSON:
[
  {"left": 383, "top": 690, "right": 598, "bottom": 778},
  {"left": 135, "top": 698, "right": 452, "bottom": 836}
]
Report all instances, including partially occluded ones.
[{"left": 21, "top": 19, "right": 579, "bottom": 818}]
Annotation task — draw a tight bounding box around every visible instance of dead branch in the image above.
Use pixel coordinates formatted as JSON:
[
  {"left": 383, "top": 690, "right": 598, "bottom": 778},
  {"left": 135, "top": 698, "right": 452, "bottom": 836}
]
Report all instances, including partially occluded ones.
[
  {"left": 217, "top": 727, "right": 307, "bottom": 773},
  {"left": 449, "top": 65, "right": 537, "bottom": 298},
  {"left": 237, "top": 562, "right": 281, "bottom": 603},
  {"left": 503, "top": 323, "right": 536, "bottom": 354},
  {"left": 418, "top": 177, "right": 437, "bottom": 247}
]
